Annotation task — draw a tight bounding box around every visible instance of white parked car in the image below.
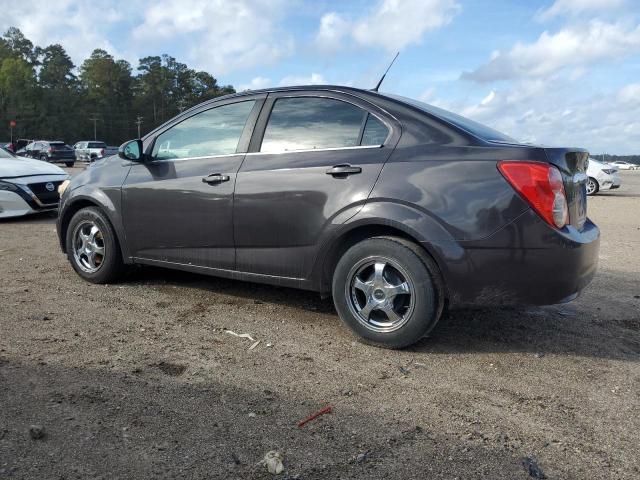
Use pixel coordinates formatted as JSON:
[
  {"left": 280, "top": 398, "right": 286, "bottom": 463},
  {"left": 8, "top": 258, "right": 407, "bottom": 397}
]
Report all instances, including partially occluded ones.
[
  {"left": 0, "top": 147, "right": 69, "bottom": 218},
  {"left": 586, "top": 158, "right": 621, "bottom": 195},
  {"left": 611, "top": 161, "right": 639, "bottom": 170}
]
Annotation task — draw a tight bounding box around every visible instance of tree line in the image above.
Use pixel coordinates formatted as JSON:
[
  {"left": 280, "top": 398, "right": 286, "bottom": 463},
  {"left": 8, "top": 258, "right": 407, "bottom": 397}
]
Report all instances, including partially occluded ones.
[{"left": 0, "top": 27, "right": 235, "bottom": 146}]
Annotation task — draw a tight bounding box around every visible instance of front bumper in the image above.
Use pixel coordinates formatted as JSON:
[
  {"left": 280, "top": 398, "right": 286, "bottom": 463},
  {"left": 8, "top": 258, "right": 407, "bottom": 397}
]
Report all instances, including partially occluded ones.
[
  {"left": 440, "top": 210, "right": 600, "bottom": 306},
  {"left": 0, "top": 190, "right": 56, "bottom": 218}
]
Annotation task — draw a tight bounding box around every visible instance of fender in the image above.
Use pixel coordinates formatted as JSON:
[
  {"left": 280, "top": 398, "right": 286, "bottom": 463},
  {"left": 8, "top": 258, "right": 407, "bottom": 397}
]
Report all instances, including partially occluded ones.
[{"left": 311, "top": 199, "right": 469, "bottom": 292}]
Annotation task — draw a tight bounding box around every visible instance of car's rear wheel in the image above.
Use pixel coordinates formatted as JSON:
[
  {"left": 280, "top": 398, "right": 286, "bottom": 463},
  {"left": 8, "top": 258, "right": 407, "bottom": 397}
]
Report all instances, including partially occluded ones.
[
  {"left": 586, "top": 177, "right": 599, "bottom": 196},
  {"left": 40, "top": 154, "right": 48, "bottom": 163},
  {"left": 332, "top": 236, "right": 444, "bottom": 348},
  {"left": 65, "top": 207, "right": 124, "bottom": 283},
  {"left": 65, "top": 161, "right": 75, "bottom": 168}
]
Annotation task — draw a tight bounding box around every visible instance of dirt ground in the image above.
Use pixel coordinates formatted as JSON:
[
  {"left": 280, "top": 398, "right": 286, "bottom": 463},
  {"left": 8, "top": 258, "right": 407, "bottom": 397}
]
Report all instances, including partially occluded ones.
[{"left": 1, "top": 168, "right": 639, "bottom": 479}]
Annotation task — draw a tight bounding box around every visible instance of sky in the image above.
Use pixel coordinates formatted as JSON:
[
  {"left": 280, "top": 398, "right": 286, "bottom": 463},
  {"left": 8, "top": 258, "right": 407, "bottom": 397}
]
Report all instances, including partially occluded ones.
[{"left": 0, "top": 0, "right": 639, "bottom": 154}]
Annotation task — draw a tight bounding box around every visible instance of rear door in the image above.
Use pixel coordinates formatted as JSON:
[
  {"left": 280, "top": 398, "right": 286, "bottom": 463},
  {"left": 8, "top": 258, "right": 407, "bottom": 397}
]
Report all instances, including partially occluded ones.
[
  {"left": 122, "top": 95, "right": 264, "bottom": 269},
  {"left": 233, "top": 91, "right": 399, "bottom": 279}
]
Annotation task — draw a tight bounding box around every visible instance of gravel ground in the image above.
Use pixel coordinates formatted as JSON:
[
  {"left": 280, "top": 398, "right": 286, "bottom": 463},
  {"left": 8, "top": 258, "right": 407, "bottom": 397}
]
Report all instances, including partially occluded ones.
[{"left": 1, "top": 168, "right": 639, "bottom": 479}]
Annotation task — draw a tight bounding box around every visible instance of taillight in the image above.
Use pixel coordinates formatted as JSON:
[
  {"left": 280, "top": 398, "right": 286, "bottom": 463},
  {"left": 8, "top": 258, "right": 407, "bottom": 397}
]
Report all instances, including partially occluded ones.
[
  {"left": 498, "top": 161, "right": 569, "bottom": 229},
  {"left": 48, "top": 147, "right": 54, "bottom": 153},
  {"left": 100, "top": 148, "right": 105, "bottom": 156}
]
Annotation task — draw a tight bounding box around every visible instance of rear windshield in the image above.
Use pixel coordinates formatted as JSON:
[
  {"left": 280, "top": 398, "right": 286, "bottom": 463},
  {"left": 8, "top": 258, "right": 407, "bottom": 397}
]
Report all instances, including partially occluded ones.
[
  {"left": 50, "top": 142, "right": 69, "bottom": 147},
  {"left": 88, "top": 142, "right": 106, "bottom": 148},
  {"left": 383, "top": 93, "right": 517, "bottom": 143}
]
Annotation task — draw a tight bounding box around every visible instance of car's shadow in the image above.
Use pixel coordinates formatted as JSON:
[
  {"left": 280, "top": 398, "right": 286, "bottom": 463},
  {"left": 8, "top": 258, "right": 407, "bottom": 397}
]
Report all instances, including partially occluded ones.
[{"left": 126, "top": 265, "right": 639, "bottom": 362}]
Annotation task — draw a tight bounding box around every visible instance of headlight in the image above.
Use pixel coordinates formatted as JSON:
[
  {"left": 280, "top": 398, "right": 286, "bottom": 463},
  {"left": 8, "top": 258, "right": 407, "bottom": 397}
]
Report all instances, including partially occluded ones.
[
  {"left": 58, "top": 179, "right": 70, "bottom": 195},
  {"left": 601, "top": 169, "right": 614, "bottom": 175},
  {"left": 0, "top": 180, "right": 18, "bottom": 191}
]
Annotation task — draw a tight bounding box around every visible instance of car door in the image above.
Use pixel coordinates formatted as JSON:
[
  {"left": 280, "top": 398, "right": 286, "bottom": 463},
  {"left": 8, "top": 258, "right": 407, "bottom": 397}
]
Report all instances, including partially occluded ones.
[
  {"left": 122, "top": 95, "right": 264, "bottom": 270},
  {"left": 233, "top": 91, "right": 399, "bottom": 279}
]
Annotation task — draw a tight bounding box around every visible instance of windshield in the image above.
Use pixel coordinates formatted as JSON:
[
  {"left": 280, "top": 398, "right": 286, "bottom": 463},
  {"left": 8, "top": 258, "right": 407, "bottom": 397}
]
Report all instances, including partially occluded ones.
[{"left": 383, "top": 93, "right": 517, "bottom": 143}]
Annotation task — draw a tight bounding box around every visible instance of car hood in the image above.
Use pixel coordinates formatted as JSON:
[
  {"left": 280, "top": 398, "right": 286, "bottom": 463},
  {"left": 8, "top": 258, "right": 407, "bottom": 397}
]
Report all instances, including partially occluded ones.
[{"left": 0, "top": 156, "right": 67, "bottom": 179}]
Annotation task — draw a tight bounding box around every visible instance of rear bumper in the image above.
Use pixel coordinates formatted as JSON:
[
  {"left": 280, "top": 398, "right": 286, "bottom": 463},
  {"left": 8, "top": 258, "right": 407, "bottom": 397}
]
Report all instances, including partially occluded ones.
[{"left": 438, "top": 210, "right": 600, "bottom": 306}]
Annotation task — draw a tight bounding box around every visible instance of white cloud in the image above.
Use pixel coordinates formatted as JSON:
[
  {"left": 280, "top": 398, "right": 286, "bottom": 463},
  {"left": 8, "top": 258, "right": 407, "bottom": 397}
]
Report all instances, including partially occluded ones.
[
  {"left": 133, "top": 0, "right": 294, "bottom": 75},
  {"left": 315, "top": 0, "right": 461, "bottom": 52},
  {"left": 618, "top": 82, "right": 640, "bottom": 104},
  {"left": 315, "top": 12, "right": 350, "bottom": 52},
  {"left": 238, "top": 76, "right": 272, "bottom": 91},
  {"left": 431, "top": 77, "right": 640, "bottom": 154},
  {"left": 463, "top": 20, "right": 640, "bottom": 82},
  {"left": 0, "top": 0, "right": 129, "bottom": 66},
  {"left": 278, "top": 73, "right": 326, "bottom": 86},
  {"left": 536, "top": 0, "right": 627, "bottom": 21}
]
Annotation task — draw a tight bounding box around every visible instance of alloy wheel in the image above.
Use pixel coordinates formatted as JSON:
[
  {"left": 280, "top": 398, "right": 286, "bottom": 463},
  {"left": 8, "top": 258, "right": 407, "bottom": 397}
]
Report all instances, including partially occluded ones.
[
  {"left": 72, "top": 220, "right": 105, "bottom": 273},
  {"left": 345, "top": 257, "right": 415, "bottom": 333},
  {"left": 586, "top": 178, "right": 597, "bottom": 195}
]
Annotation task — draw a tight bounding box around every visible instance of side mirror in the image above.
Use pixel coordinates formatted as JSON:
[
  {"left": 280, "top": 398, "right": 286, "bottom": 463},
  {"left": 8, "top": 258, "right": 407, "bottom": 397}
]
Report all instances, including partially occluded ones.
[{"left": 119, "top": 139, "right": 144, "bottom": 161}]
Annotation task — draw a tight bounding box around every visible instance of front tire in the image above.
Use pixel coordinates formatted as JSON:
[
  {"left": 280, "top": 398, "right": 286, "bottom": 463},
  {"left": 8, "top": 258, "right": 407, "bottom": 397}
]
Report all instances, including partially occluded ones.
[
  {"left": 586, "top": 177, "right": 599, "bottom": 196},
  {"left": 332, "top": 236, "right": 444, "bottom": 348},
  {"left": 65, "top": 207, "right": 124, "bottom": 283}
]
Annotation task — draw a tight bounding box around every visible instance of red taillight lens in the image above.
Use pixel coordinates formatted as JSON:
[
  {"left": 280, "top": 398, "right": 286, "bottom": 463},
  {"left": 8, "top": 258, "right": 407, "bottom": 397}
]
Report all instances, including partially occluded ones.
[
  {"left": 48, "top": 147, "right": 54, "bottom": 153},
  {"left": 100, "top": 148, "right": 105, "bottom": 156},
  {"left": 498, "top": 161, "right": 569, "bottom": 229}
]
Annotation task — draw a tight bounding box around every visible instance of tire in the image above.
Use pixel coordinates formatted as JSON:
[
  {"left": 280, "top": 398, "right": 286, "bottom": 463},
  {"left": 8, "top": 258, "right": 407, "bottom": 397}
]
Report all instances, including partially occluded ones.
[
  {"left": 65, "top": 161, "right": 75, "bottom": 168},
  {"left": 332, "top": 236, "right": 444, "bottom": 348},
  {"left": 65, "top": 207, "right": 124, "bottom": 283},
  {"left": 40, "top": 154, "right": 49, "bottom": 163},
  {"left": 586, "top": 177, "right": 599, "bottom": 196}
]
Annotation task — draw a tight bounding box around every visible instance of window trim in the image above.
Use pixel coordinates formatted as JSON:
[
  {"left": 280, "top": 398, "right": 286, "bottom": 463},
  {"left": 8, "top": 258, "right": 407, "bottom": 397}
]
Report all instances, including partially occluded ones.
[
  {"left": 144, "top": 94, "right": 267, "bottom": 162},
  {"left": 249, "top": 92, "right": 395, "bottom": 155}
]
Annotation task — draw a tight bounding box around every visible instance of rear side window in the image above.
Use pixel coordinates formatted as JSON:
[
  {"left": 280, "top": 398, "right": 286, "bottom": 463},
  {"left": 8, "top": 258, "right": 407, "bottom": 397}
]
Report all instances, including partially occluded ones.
[
  {"left": 152, "top": 100, "right": 255, "bottom": 160},
  {"left": 260, "top": 97, "right": 366, "bottom": 153},
  {"left": 361, "top": 114, "right": 389, "bottom": 145}
]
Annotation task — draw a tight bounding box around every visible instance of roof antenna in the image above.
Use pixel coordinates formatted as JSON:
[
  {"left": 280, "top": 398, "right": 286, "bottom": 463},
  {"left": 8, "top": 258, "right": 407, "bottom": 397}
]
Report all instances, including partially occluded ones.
[{"left": 371, "top": 51, "right": 400, "bottom": 92}]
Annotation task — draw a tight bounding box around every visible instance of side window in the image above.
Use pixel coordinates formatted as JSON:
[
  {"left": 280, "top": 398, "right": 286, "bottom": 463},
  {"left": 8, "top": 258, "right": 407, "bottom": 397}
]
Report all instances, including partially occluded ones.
[
  {"left": 361, "top": 114, "right": 389, "bottom": 146},
  {"left": 260, "top": 97, "right": 365, "bottom": 153},
  {"left": 25, "top": 143, "right": 34, "bottom": 151},
  {"left": 152, "top": 100, "right": 255, "bottom": 160}
]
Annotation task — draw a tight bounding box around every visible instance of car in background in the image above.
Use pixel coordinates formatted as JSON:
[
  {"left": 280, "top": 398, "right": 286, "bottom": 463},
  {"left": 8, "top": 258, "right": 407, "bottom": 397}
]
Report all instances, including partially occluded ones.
[
  {"left": 0, "top": 147, "right": 69, "bottom": 218},
  {"left": 586, "top": 158, "right": 620, "bottom": 195},
  {"left": 21, "top": 141, "right": 75, "bottom": 167},
  {"left": 74, "top": 141, "right": 107, "bottom": 162},
  {"left": 57, "top": 85, "right": 600, "bottom": 348},
  {"left": 611, "top": 161, "right": 639, "bottom": 170}
]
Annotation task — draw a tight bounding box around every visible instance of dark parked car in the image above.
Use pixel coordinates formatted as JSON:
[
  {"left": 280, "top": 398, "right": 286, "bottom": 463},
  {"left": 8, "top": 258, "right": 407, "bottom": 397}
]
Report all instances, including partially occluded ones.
[
  {"left": 22, "top": 140, "right": 75, "bottom": 167},
  {"left": 56, "top": 85, "right": 599, "bottom": 348}
]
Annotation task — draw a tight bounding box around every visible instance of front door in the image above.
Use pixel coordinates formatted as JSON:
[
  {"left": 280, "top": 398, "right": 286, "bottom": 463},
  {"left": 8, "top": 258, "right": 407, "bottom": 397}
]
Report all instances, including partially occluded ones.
[
  {"left": 122, "top": 97, "right": 262, "bottom": 270},
  {"left": 233, "top": 93, "right": 398, "bottom": 279}
]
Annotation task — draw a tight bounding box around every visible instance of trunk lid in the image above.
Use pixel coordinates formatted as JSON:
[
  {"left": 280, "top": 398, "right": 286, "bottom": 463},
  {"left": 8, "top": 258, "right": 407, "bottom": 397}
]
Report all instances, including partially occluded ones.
[{"left": 543, "top": 148, "right": 589, "bottom": 230}]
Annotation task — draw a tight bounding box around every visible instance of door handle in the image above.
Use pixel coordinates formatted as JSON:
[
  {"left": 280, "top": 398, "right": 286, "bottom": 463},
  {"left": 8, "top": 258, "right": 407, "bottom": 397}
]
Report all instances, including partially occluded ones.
[
  {"left": 202, "top": 173, "right": 230, "bottom": 184},
  {"left": 326, "top": 164, "right": 362, "bottom": 177}
]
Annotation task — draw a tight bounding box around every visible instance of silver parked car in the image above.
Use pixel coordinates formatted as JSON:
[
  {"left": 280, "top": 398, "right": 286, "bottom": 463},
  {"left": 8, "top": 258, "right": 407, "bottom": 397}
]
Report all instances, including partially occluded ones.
[{"left": 0, "top": 147, "right": 69, "bottom": 218}]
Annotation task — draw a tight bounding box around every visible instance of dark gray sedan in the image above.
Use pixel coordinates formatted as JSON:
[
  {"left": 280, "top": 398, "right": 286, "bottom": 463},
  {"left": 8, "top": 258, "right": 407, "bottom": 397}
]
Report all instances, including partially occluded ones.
[{"left": 56, "top": 85, "right": 599, "bottom": 348}]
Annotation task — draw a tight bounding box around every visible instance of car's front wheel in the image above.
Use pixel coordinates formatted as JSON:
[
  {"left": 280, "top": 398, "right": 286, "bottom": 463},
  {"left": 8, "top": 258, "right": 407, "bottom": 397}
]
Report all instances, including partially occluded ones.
[
  {"left": 65, "top": 207, "right": 124, "bottom": 283},
  {"left": 332, "top": 236, "right": 444, "bottom": 348},
  {"left": 586, "top": 177, "right": 599, "bottom": 196}
]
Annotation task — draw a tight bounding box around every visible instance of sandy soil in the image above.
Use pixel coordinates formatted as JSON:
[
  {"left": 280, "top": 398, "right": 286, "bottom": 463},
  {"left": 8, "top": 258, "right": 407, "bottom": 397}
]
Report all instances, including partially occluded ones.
[{"left": 1, "top": 168, "right": 638, "bottom": 479}]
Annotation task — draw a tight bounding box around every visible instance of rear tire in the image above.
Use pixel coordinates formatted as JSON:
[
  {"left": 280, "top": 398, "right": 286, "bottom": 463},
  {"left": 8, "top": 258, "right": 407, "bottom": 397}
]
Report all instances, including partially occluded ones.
[
  {"left": 65, "top": 161, "right": 75, "bottom": 168},
  {"left": 40, "top": 154, "right": 48, "bottom": 163},
  {"left": 586, "top": 177, "right": 599, "bottom": 196},
  {"left": 332, "top": 236, "right": 444, "bottom": 348},
  {"left": 65, "top": 207, "right": 124, "bottom": 283}
]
